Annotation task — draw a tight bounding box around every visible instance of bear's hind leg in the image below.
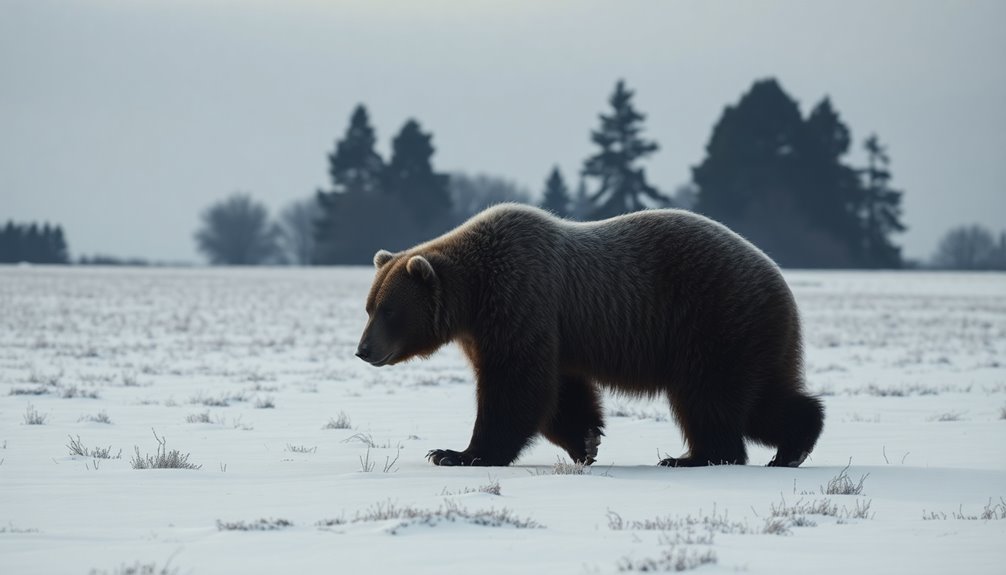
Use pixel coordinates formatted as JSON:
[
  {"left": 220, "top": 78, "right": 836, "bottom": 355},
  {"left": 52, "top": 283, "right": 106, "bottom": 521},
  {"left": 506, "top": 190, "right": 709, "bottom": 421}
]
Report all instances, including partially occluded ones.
[
  {"left": 659, "top": 389, "right": 748, "bottom": 467},
  {"left": 540, "top": 376, "right": 605, "bottom": 464},
  {"left": 746, "top": 388, "right": 824, "bottom": 467}
]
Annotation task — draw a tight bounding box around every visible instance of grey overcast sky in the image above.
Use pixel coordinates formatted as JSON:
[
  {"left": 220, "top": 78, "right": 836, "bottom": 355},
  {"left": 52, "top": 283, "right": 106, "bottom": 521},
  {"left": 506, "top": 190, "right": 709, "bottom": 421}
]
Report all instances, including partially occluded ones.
[{"left": 1, "top": 0, "right": 1004, "bottom": 263}]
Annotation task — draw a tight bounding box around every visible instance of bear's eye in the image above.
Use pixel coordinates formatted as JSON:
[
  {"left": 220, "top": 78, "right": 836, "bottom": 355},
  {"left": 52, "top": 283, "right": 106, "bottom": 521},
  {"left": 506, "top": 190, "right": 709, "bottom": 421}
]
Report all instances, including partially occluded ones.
[{"left": 381, "top": 307, "right": 395, "bottom": 320}]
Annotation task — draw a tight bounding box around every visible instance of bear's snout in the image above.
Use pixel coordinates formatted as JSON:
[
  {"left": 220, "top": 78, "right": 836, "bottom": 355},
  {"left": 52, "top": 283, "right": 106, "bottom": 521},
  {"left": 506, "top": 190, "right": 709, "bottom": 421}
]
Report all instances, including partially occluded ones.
[{"left": 355, "top": 342, "right": 371, "bottom": 361}]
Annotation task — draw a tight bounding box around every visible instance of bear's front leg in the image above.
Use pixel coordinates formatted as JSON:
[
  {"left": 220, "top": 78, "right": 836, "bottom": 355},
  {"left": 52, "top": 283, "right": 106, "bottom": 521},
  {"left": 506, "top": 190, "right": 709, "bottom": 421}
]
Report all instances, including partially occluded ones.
[
  {"left": 541, "top": 375, "right": 605, "bottom": 464},
  {"left": 428, "top": 347, "right": 558, "bottom": 467}
]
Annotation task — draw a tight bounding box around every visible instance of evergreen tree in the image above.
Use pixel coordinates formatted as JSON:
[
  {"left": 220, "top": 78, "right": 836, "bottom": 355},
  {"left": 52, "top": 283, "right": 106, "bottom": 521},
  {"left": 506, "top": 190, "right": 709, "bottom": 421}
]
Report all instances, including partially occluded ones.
[
  {"left": 384, "top": 119, "right": 452, "bottom": 229},
  {"left": 582, "top": 80, "right": 667, "bottom": 219},
  {"left": 797, "top": 98, "right": 865, "bottom": 264},
  {"left": 0, "top": 221, "right": 70, "bottom": 263},
  {"left": 315, "top": 105, "right": 388, "bottom": 263},
  {"left": 327, "top": 105, "right": 385, "bottom": 195},
  {"left": 52, "top": 226, "right": 69, "bottom": 264},
  {"left": 0, "top": 221, "right": 16, "bottom": 262},
  {"left": 691, "top": 79, "right": 905, "bottom": 268},
  {"left": 693, "top": 79, "right": 805, "bottom": 226},
  {"left": 24, "top": 223, "right": 41, "bottom": 263},
  {"left": 570, "top": 177, "right": 591, "bottom": 220},
  {"left": 859, "top": 134, "right": 905, "bottom": 268},
  {"left": 540, "top": 166, "right": 571, "bottom": 217}
]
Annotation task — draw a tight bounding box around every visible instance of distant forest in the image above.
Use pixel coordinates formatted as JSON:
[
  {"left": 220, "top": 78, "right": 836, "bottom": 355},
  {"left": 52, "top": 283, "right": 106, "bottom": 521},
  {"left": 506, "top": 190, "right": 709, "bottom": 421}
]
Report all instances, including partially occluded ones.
[
  {"left": 0, "top": 222, "right": 68, "bottom": 264},
  {"left": 4, "top": 78, "right": 1004, "bottom": 269}
]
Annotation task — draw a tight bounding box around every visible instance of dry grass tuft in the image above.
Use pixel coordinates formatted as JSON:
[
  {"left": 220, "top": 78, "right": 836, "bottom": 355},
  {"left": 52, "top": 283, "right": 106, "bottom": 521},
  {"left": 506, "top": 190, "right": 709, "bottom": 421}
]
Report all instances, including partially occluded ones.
[
  {"left": 22, "top": 403, "right": 47, "bottom": 425},
  {"left": 87, "top": 560, "right": 178, "bottom": 575},
  {"left": 216, "top": 518, "right": 293, "bottom": 531},
  {"left": 822, "top": 461, "right": 869, "bottom": 495},
  {"left": 130, "top": 429, "right": 200, "bottom": 470},
  {"left": 285, "top": 444, "right": 317, "bottom": 454},
  {"left": 923, "top": 498, "right": 1006, "bottom": 521},
  {"left": 442, "top": 479, "right": 502, "bottom": 497},
  {"left": 318, "top": 500, "right": 541, "bottom": 534},
  {"left": 184, "top": 411, "right": 213, "bottom": 424},
  {"left": 253, "top": 396, "right": 275, "bottom": 409},
  {"left": 323, "top": 411, "right": 352, "bottom": 429},
  {"left": 79, "top": 411, "right": 113, "bottom": 424},
  {"left": 607, "top": 505, "right": 751, "bottom": 536},
  {"left": 617, "top": 537, "right": 717, "bottom": 572},
  {"left": 67, "top": 435, "right": 122, "bottom": 459}
]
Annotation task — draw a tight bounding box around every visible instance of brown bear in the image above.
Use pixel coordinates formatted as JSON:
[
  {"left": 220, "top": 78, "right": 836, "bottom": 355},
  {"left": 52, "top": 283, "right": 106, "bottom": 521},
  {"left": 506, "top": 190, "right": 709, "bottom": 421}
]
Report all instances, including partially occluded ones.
[{"left": 356, "top": 204, "right": 824, "bottom": 468}]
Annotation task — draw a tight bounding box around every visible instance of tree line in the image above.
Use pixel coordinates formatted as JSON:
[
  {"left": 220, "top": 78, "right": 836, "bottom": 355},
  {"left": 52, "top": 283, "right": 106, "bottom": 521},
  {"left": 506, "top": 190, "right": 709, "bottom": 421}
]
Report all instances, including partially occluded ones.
[
  {"left": 0, "top": 221, "right": 68, "bottom": 264},
  {"left": 4, "top": 77, "right": 996, "bottom": 269},
  {"left": 196, "top": 78, "right": 923, "bottom": 268}
]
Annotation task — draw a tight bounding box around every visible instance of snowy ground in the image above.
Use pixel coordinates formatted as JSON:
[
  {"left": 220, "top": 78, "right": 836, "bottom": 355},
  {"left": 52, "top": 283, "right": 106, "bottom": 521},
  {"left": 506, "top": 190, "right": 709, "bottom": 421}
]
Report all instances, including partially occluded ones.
[{"left": 1, "top": 266, "right": 1004, "bottom": 574}]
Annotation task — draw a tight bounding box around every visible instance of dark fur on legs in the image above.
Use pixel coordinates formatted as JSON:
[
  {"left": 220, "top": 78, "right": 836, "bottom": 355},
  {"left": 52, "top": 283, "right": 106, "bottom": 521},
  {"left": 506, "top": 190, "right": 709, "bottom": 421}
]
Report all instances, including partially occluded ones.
[
  {"left": 660, "top": 384, "right": 749, "bottom": 467},
  {"left": 540, "top": 376, "right": 605, "bottom": 464}
]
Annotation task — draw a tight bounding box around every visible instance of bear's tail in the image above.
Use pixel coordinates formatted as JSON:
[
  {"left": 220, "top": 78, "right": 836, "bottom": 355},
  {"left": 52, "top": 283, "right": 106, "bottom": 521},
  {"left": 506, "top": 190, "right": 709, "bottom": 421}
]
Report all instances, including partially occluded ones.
[{"left": 746, "top": 390, "right": 824, "bottom": 467}]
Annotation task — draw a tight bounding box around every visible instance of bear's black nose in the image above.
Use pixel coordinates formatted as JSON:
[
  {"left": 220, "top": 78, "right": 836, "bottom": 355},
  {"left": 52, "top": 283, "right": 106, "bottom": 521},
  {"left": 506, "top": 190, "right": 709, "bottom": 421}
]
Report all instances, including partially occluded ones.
[{"left": 356, "top": 344, "right": 370, "bottom": 361}]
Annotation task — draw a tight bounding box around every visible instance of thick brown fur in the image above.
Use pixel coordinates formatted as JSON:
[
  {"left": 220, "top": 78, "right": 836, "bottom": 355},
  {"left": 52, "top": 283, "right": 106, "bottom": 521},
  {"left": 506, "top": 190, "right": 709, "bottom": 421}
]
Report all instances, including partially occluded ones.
[{"left": 357, "top": 204, "right": 824, "bottom": 467}]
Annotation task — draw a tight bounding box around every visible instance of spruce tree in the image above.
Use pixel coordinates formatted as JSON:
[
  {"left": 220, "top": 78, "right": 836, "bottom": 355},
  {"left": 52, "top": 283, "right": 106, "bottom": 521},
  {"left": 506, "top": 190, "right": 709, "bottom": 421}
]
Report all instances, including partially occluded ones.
[
  {"left": 798, "top": 98, "right": 865, "bottom": 263},
  {"left": 0, "top": 221, "right": 16, "bottom": 262},
  {"left": 315, "top": 105, "right": 387, "bottom": 263},
  {"left": 384, "top": 119, "right": 451, "bottom": 229},
  {"left": 24, "top": 223, "right": 41, "bottom": 263},
  {"left": 570, "top": 177, "right": 591, "bottom": 220},
  {"left": 693, "top": 79, "right": 805, "bottom": 226},
  {"left": 859, "top": 134, "right": 905, "bottom": 267},
  {"left": 48, "top": 225, "right": 68, "bottom": 264},
  {"left": 693, "top": 79, "right": 871, "bottom": 267},
  {"left": 327, "top": 105, "right": 385, "bottom": 195},
  {"left": 540, "top": 166, "right": 571, "bottom": 217},
  {"left": 582, "top": 80, "right": 667, "bottom": 219}
]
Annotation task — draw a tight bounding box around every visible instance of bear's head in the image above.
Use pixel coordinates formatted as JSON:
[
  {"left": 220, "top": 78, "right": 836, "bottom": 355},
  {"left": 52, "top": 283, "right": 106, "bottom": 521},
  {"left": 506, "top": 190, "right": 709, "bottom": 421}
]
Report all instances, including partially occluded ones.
[{"left": 356, "top": 249, "right": 443, "bottom": 367}]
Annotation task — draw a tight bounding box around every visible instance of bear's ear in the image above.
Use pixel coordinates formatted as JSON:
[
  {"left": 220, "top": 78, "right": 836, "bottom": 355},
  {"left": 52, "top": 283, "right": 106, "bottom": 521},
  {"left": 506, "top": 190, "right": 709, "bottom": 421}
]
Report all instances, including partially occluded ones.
[
  {"left": 373, "top": 250, "right": 395, "bottom": 269},
  {"left": 406, "top": 255, "right": 436, "bottom": 283}
]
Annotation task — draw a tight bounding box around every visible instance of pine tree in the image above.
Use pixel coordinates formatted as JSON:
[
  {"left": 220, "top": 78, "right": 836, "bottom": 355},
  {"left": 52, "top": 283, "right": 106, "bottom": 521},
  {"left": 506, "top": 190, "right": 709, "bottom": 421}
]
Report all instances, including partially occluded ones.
[
  {"left": 570, "top": 177, "right": 591, "bottom": 220},
  {"left": 859, "top": 134, "right": 905, "bottom": 268},
  {"left": 327, "top": 105, "right": 385, "bottom": 195},
  {"left": 693, "top": 79, "right": 805, "bottom": 225},
  {"left": 0, "top": 221, "right": 16, "bottom": 262},
  {"left": 24, "top": 223, "right": 41, "bottom": 263},
  {"left": 692, "top": 79, "right": 887, "bottom": 267},
  {"left": 384, "top": 119, "right": 451, "bottom": 229},
  {"left": 798, "top": 98, "right": 865, "bottom": 264},
  {"left": 540, "top": 166, "right": 571, "bottom": 217},
  {"left": 315, "top": 105, "right": 387, "bottom": 263},
  {"left": 582, "top": 80, "right": 667, "bottom": 219},
  {"left": 48, "top": 225, "right": 68, "bottom": 264}
]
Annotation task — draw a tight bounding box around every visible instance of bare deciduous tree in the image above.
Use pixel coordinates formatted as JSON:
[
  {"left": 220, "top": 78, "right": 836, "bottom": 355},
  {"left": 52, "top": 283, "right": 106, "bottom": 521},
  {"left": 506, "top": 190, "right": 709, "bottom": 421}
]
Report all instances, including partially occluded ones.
[
  {"left": 933, "top": 224, "right": 1005, "bottom": 270},
  {"left": 278, "top": 197, "right": 320, "bottom": 265},
  {"left": 194, "top": 193, "right": 280, "bottom": 265},
  {"left": 449, "top": 172, "right": 532, "bottom": 223}
]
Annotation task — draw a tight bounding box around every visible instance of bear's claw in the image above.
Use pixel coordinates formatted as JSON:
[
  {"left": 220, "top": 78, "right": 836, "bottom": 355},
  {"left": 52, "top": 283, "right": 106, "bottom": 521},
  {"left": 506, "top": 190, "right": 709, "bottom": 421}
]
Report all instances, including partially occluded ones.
[
  {"left": 427, "top": 449, "right": 462, "bottom": 466},
  {"left": 767, "top": 450, "right": 809, "bottom": 468},
  {"left": 427, "top": 449, "right": 485, "bottom": 466},
  {"left": 583, "top": 427, "right": 603, "bottom": 465}
]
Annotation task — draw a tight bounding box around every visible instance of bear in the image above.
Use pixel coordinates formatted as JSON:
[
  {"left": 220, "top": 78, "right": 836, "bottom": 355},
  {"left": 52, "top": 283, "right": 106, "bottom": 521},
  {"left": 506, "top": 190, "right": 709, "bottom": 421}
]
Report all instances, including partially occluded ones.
[{"left": 356, "top": 204, "right": 824, "bottom": 468}]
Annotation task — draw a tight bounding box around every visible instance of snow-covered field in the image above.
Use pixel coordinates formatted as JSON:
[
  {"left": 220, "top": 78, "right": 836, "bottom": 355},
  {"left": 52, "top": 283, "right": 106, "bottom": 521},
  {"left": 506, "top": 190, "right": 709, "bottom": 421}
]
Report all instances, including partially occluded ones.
[{"left": 1, "top": 266, "right": 1004, "bottom": 574}]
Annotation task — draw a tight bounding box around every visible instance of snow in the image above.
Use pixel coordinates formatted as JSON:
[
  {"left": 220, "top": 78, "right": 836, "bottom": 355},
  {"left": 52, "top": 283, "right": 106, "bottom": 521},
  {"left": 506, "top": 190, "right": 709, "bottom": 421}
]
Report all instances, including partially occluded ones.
[{"left": 1, "top": 266, "right": 1004, "bottom": 574}]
